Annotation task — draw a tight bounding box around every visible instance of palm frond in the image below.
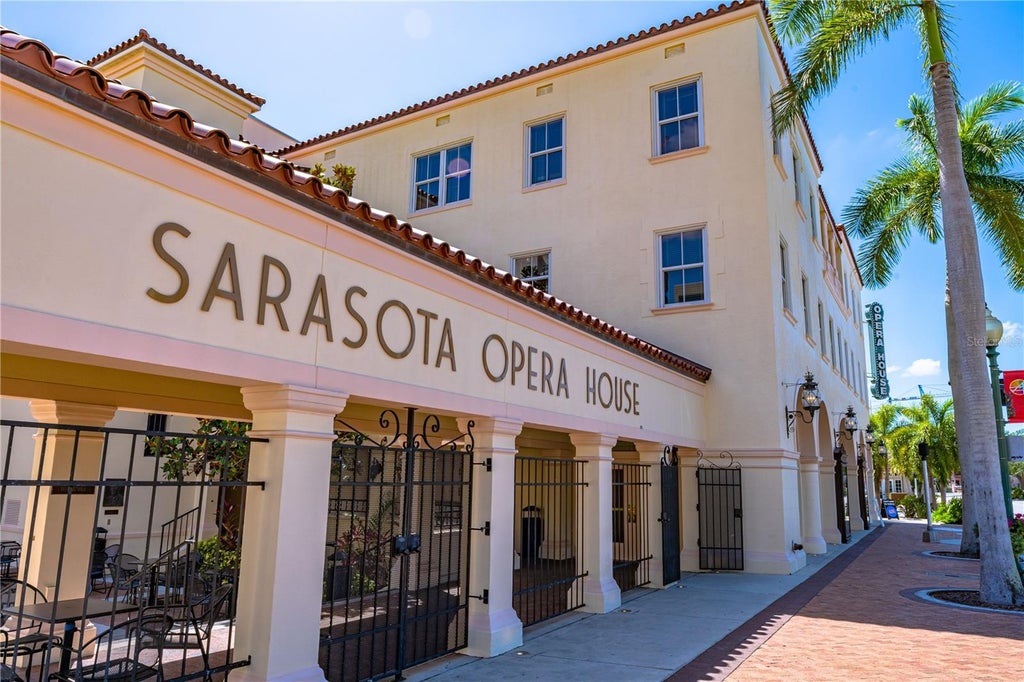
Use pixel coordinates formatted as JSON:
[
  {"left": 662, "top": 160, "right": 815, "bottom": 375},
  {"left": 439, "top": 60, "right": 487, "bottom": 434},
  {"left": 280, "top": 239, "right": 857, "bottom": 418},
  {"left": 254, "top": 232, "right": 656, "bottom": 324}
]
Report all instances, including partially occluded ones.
[
  {"left": 960, "top": 81, "right": 1024, "bottom": 131},
  {"left": 898, "top": 94, "right": 937, "bottom": 157},
  {"left": 968, "top": 176, "right": 1024, "bottom": 290},
  {"left": 768, "top": 0, "right": 832, "bottom": 43}
]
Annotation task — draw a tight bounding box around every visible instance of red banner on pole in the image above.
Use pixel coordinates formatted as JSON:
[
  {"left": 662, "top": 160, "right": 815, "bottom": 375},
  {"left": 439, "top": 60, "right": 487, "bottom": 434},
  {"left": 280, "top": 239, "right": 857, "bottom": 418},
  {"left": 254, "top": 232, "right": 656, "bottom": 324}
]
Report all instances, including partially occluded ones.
[{"left": 1006, "top": 370, "right": 1024, "bottom": 423}]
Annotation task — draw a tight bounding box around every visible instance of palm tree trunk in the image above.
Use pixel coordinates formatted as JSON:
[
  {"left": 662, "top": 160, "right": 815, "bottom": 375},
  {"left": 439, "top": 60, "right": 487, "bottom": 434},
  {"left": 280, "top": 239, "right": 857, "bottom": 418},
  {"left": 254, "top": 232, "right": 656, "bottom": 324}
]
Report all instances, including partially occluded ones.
[
  {"left": 924, "top": 0, "right": 1022, "bottom": 604},
  {"left": 948, "top": 284, "right": 980, "bottom": 555}
]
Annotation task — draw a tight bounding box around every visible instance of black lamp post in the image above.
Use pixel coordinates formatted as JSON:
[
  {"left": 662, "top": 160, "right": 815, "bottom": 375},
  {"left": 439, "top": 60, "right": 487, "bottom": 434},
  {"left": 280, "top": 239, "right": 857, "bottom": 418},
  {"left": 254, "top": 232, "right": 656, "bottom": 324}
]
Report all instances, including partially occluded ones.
[
  {"left": 985, "top": 306, "right": 1014, "bottom": 520},
  {"left": 919, "top": 441, "right": 934, "bottom": 541}
]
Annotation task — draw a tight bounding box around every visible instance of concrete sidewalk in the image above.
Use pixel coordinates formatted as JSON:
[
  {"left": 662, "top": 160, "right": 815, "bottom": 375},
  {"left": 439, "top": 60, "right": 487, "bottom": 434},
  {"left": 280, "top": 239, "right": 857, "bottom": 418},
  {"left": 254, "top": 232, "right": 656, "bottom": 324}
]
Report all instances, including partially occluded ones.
[{"left": 407, "top": 521, "right": 1021, "bottom": 681}]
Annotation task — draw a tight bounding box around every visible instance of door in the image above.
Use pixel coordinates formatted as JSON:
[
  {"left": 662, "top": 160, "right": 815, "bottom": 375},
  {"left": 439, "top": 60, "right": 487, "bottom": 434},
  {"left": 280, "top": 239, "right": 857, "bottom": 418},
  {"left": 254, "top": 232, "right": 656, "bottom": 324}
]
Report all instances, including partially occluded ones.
[
  {"left": 696, "top": 452, "right": 743, "bottom": 570},
  {"left": 660, "top": 448, "right": 680, "bottom": 585}
]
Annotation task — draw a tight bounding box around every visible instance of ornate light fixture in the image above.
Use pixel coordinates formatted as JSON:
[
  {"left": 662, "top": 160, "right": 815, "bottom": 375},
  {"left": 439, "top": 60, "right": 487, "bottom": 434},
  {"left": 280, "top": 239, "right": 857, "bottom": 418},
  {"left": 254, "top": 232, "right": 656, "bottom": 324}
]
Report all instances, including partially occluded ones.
[
  {"left": 785, "top": 371, "right": 822, "bottom": 437},
  {"left": 985, "top": 305, "right": 1003, "bottom": 348},
  {"left": 843, "top": 405, "right": 858, "bottom": 434},
  {"left": 865, "top": 424, "right": 875, "bottom": 445}
]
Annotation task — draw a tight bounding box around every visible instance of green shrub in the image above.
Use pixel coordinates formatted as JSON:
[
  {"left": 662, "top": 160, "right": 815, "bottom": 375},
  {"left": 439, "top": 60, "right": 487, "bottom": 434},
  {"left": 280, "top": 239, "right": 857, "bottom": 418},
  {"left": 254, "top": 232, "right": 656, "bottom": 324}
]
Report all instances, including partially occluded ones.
[
  {"left": 196, "top": 536, "right": 241, "bottom": 572},
  {"left": 932, "top": 497, "right": 963, "bottom": 524},
  {"left": 898, "top": 494, "right": 927, "bottom": 519},
  {"left": 1011, "top": 486, "right": 1024, "bottom": 500}
]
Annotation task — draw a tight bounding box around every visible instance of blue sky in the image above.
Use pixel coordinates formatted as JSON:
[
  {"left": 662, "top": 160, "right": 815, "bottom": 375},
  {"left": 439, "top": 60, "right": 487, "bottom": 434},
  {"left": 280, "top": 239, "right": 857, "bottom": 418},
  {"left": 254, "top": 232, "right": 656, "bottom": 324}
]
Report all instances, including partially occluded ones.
[{"left": 4, "top": 0, "right": 1022, "bottom": 406}]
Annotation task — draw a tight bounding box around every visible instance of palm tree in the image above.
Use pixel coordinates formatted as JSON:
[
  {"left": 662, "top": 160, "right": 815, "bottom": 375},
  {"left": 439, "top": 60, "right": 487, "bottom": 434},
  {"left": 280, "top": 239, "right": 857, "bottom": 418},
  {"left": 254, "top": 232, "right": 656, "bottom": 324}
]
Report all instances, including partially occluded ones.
[
  {"left": 888, "top": 396, "right": 958, "bottom": 505},
  {"left": 869, "top": 404, "right": 901, "bottom": 497},
  {"left": 770, "top": 0, "right": 1022, "bottom": 605},
  {"left": 844, "top": 83, "right": 1024, "bottom": 289}
]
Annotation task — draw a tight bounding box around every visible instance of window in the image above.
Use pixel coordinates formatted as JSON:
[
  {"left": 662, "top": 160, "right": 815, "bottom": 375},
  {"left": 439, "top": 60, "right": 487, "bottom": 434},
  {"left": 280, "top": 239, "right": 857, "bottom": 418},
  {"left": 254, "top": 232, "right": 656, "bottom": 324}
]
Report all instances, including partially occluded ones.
[
  {"left": 780, "top": 239, "right": 792, "bottom": 311},
  {"left": 144, "top": 413, "right": 168, "bottom": 456},
  {"left": 838, "top": 332, "right": 845, "bottom": 378},
  {"left": 413, "top": 142, "right": 472, "bottom": 211},
  {"left": 511, "top": 251, "right": 550, "bottom": 292},
  {"left": 801, "top": 275, "right": 811, "bottom": 336},
  {"left": 892, "top": 479, "right": 904, "bottom": 494},
  {"left": 792, "top": 149, "right": 802, "bottom": 204},
  {"left": 810, "top": 194, "right": 819, "bottom": 241},
  {"left": 526, "top": 117, "right": 564, "bottom": 186},
  {"left": 818, "top": 301, "right": 827, "bottom": 355},
  {"left": 829, "top": 317, "right": 836, "bottom": 365},
  {"left": 659, "top": 227, "right": 708, "bottom": 305},
  {"left": 654, "top": 79, "right": 702, "bottom": 155}
]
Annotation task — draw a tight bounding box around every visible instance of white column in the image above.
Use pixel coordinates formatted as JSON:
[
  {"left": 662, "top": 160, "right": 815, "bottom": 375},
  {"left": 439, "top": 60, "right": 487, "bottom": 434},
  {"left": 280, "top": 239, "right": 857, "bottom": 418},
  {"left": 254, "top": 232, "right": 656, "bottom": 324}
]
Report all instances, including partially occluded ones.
[
  {"left": 233, "top": 385, "right": 348, "bottom": 682},
  {"left": 634, "top": 442, "right": 670, "bottom": 588},
  {"left": 570, "top": 432, "right": 620, "bottom": 613},
  {"left": 458, "top": 417, "right": 523, "bottom": 657},
  {"left": 798, "top": 457, "right": 827, "bottom": 554},
  {"left": 847, "top": 450, "right": 865, "bottom": 531},
  {"left": 23, "top": 401, "right": 117, "bottom": 600}
]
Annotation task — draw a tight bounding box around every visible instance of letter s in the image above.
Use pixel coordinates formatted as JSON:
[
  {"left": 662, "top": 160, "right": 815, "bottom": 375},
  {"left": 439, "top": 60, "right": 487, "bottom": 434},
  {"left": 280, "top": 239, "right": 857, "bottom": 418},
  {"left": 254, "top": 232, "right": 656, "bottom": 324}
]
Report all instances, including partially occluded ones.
[{"left": 146, "top": 222, "right": 191, "bottom": 303}]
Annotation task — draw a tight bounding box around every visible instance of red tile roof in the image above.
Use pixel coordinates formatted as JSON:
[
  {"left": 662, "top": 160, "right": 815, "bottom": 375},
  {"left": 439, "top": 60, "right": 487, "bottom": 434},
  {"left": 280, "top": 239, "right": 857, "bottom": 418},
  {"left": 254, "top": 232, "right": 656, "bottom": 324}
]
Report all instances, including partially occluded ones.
[
  {"left": 0, "top": 27, "right": 711, "bottom": 383},
  {"left": 276, "top": 0, "right": 823, "bottom": 170},
  {"left": 86, "top": 28, "right": 265, "bottom": 107}
]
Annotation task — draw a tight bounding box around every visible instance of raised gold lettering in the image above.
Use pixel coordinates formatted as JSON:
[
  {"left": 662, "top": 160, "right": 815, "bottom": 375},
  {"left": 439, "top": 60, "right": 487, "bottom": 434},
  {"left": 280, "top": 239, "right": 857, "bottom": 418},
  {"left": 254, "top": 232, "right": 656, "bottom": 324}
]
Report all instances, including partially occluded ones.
[
  {"left": 257, "top": 255, "right": 291, "bottom": 331},
  {"left": 147, "top": 222, "right": 191, "bottom": 304},
  {"left": 482, "top": 334, "right": 508, "bottom": 382},
  {"left": 300, "top": 274, "right": 333, "bottom": 341},
  {"left": 416, "top": 308, "right": 438, "bottom": 365},
  {"left": 342, "top": 286, "right": 367, "bottom": 348},
  {"left": 436, "top": 318, "right": 456, "bottom": 371},
  {"left": 377, "top": 299, "right": 415, "bottom": 359},
  {"left": 201, "top": 242, "right": 243, "bottom": 320}
]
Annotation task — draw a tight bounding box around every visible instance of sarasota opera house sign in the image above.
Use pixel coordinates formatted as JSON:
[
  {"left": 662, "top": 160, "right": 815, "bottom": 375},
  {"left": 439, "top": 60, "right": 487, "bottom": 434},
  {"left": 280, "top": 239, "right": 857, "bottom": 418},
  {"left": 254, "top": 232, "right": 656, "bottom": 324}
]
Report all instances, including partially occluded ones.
[{"left": 866, "top": 302, "right": 889, "bottom": 399}]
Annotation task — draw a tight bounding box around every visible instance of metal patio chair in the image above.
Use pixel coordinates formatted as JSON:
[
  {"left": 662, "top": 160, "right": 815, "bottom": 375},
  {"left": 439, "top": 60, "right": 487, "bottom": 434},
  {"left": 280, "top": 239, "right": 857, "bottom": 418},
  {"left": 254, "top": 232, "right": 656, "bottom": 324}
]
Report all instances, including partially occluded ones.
[
  {"left": 106, "top": 554, "right": 144, "bottom": 604},
  {"left": 139, "top": 583, "right": 232, "bottom": 671},
  {"left": 0, "top": 580, "right": 62, "bottom": 682},
  {"left": 47, "top": 614, "right": 172, "bottom": 682}
]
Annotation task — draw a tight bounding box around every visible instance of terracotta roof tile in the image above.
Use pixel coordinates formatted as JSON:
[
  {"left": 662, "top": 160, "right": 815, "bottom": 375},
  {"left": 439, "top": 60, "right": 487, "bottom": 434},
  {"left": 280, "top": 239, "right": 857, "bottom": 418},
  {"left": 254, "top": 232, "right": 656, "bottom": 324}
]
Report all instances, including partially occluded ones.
[
  {"left": 0, "top": 27, "right": 711, "bottom": 384},
  {"left": 86, "top": 28, "right": 265, "bottom": 106},
  {"left": 276, "top": 0, "right": 822, "bottom": 169}
]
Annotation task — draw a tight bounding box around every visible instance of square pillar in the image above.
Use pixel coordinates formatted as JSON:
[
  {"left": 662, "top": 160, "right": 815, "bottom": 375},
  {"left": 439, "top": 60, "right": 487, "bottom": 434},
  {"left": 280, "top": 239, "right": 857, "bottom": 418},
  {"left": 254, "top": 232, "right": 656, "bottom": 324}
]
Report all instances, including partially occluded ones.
[
  {"left": 569, "top": 432, "right": 620, "bottom": 613},
  {"left": 233, "top": 385, "right": 348, "bottom": 682},
  {"left": 847, "top": 455, "right": 865, "bottom": 531},
  {"left": 23, "top": 401, "right": 117, "bottom": 600},
  {"left": 634, "top": 442, "right": 670, "bottom": 588},
  {"left": 458, "top": 417, "right": 523, "bottom": 657},
  {"left": 798, "top": 457, "right": 827, "bottom": 554}
]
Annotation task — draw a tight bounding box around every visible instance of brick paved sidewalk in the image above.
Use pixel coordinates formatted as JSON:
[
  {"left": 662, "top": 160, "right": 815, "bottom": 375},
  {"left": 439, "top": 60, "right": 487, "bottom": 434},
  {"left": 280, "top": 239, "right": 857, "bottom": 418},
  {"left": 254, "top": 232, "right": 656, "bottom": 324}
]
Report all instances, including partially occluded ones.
[{"left": 673, "top": 522, "right": 1022, "bottom": 682}]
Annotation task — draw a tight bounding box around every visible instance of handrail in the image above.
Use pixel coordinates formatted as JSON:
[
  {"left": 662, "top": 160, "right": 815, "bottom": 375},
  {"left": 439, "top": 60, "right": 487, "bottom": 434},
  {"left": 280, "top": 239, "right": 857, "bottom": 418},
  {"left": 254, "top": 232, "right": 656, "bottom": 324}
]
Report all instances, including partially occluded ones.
[{"left": 159, "top": 506, "right": 200, "bottom": 557}]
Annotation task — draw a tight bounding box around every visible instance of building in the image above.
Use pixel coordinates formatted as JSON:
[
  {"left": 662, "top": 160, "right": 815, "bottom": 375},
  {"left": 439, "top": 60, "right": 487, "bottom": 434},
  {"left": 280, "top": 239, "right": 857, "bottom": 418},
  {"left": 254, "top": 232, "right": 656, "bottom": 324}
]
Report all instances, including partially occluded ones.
[{"left": 0, "top": 2, "right": 874, "bottom": 681}]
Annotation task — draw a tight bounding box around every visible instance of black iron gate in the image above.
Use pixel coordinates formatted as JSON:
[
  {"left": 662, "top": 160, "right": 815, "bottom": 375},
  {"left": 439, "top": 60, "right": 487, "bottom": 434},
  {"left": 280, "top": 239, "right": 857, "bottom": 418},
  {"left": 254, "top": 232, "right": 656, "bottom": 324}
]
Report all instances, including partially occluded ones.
[
  {"left": 659, "top": 447, "right": 680, "bottom": 585},
  {"left": 320, "top": 408, "right": 473, "bottom": 682},
  {"left": 0, "top": 418, "right": 263, "bottom": 681},
  {"left": 512, "top": 456, "right": 587, "bottom": 627},
  {"left": 856, "top": 451, "right": 869, "bottom": 529},
  {"left": 611, "top": 462, "right": 651, "bottom": 592},
  {"left": 833, "top": 444, "right": 851, "bottom": 543},
  {"left": 696, "top": 451, "right": 743, "bottom": 570}
]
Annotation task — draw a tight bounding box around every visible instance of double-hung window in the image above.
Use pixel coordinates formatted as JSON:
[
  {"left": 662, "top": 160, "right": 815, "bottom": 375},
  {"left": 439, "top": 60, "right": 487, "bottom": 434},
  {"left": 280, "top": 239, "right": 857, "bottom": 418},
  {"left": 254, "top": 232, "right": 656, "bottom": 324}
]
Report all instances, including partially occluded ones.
[
  {"left": 818, "top": 301, "right": 827, "bottom": 356},
  {"left": 659, "top": 227, "right": 707, "bottom": 306},
  {"left": 780, "top": 239, "right": 792, "bottom": 312},
  {"left": 511, "top": 251, "right": 550, "bottom": 292},
  {"left": 654, "top": 78, "right": 702, "bottom": 156},
  {"left": 526, "top": 117, "right": 564, "bottom": 186},
  {"left": 801, "top": 276, "right": 811, "bottom": 336},
  {"left": 413, "top": 142, "right": 472, "bottom": 211}
]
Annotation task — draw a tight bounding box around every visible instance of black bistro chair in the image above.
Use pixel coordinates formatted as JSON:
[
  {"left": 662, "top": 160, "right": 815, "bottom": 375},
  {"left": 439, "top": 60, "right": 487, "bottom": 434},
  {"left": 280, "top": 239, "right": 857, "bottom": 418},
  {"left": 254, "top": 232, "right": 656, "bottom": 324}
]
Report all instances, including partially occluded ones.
[
  {"left": 0, "top": 580, "right": 62, "bottom": 682},
  {"left": 106, "top": 554, "right": 144, "bottom": 604},
  {"left": 140, "top": 583, "right": 232, "bottom": 671},
  {"left": 0, "top": 544, "right": 20, "bottom": 580},
  {"left": 47, "top": 614, "right": 171, "bottom": 682}
]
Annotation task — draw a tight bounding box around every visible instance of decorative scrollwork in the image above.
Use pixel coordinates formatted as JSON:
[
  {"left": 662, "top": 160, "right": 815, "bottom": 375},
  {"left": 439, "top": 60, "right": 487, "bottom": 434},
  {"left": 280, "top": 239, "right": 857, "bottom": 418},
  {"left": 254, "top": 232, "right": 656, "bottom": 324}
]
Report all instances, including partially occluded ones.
[
  {"left": 660, "top": 445, "right": 678, "bottom": 467},
  {"left": 696, "top": 449, "right": 739, "bottom": 469},
  {"left": 420, "top": 413, "right": 475, "bottom": 453}
]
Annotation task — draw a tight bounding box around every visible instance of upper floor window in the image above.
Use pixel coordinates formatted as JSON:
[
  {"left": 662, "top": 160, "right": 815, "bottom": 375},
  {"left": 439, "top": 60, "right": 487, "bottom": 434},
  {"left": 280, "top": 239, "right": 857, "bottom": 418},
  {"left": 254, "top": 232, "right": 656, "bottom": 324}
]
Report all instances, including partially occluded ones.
[
  {"left": 526, "top": 117, "right": 564, "bottom": 186},
  {"left": 654, "top": 78, "right": 702, "bottom": 156},
  {"left": 817, "top": 301, "right": 827, "bottom": 355},
  {"left": 780, "top": 239, "right": 792, "bottom": 312},
  {"left": 829, "top": 317, "right": 837, "bottom": 365},
  {"left": 810, "top": 194, "right": 820, "bottom": 241},
  {"left": 792, "top": 149, "right": 802, "bottom": 205},
  {"left": 801, "top": 275, "right": 811, "bottom": 336},
  {"left": 413, "top": 142, "right": 472, "bottom": 211},
  {"left": 511, "top": 250, "right": 550, "bottom": 292},
  {"left": 659, "top": 226, "right": 708, "bottom": 306}
]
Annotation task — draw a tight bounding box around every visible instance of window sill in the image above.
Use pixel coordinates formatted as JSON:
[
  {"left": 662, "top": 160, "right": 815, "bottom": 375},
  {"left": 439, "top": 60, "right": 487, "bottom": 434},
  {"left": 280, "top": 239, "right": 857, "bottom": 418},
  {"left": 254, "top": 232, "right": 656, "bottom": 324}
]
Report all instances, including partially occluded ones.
[
  {"left": 773, "top": 154, "right": 788, "bottom": 181},
  {"left": 522, "top": 178, "right": 567, "bottom": 194},
  {"left": 783, "top": 308, "right": 798, "bottom": 326},
  {"left": 410, "top": 199, "right": 472, "bottom": 218},
  {"left": 805, "top": 334, "right": 816, "bottom": 348},
  {"left": 649, "top": 145, "right": 710, "bottom": 165},
  {"left": 794, "top": 202, "right": 806, "bottom": 221},
  {"left": 651, "top": 301, "right": 714, "bottom": 315}
]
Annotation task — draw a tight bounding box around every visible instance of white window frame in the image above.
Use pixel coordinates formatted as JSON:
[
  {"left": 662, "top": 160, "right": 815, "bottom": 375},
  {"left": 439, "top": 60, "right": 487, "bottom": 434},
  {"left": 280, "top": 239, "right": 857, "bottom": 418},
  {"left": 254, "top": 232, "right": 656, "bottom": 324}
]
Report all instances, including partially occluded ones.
[
  {"left": 810, "top": 193, "right": 820, "bottom": 241},
  {"left": 892, "top": 479, "right": 904, "bottom": 494},
  {"left": 780, "top": 238, "right": 792, "bottom": 312},
  {"left": 656, "top": 225, "right": 709, "bottom": 307},
  {"left": 801, "top": 275, "right": 811, "bottom": 337},
  {"left": 411, "top": 141, "right": 473, "bottom": 212},
  {"left": 829, "top": 317, "right": 837, "bottom": 365},
  {"left": 818, "top": 301, "right": 827, "bottom": 355},
  {"left": 525, "top": 115, "right": 565, "bottom": 187},
  {"left": 652, "top": 76, "right": 704, "bottom": 157},
  {"left": 510, "top": 249, "right": 552, "bottom": 293}
]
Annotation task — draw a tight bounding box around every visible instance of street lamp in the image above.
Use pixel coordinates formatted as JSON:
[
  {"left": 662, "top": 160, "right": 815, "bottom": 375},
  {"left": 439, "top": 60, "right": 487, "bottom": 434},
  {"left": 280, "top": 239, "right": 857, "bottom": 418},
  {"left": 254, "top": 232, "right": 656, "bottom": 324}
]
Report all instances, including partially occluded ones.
[
  {"left": 985, "top": 306, "right": 1014, "bottom": 520},
  {"left": 919, "top": 441, "right": 934, "bottom": 542},
  {"left": 879, "top": 440, "right": 889, "bottom": 502}
]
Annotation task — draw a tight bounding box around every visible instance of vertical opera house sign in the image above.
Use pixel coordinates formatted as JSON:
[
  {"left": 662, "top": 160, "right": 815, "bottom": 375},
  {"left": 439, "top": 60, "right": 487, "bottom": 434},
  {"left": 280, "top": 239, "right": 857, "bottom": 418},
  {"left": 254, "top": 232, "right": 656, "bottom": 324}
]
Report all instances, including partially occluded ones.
[{"left": 866, "top": 302, "right": 889, "bottom": 399}]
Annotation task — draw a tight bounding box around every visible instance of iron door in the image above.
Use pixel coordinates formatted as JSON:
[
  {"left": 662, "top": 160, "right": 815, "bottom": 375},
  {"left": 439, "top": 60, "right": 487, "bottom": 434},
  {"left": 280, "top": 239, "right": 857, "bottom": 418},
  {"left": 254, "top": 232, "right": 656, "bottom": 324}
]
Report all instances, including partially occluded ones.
[
  {"left": 660, "top": 448, "right": 681, "bottom": 585},
  {"left": 696, "top": 452, "right": 743, "bottom": 571}
]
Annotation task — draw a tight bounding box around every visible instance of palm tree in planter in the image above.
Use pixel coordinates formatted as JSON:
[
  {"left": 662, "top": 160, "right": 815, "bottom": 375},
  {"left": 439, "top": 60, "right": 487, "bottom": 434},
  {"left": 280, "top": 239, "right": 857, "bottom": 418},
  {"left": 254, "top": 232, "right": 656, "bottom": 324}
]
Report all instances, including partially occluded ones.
[
  {"left": 843, "top": 82, "right": 1024, "bottom": 556},
  {"left": 770, "top": 0, "right": 1023, "bottom": 605},
  {"left": 869, "top": 404, "right": 902, "bottom": 498}
]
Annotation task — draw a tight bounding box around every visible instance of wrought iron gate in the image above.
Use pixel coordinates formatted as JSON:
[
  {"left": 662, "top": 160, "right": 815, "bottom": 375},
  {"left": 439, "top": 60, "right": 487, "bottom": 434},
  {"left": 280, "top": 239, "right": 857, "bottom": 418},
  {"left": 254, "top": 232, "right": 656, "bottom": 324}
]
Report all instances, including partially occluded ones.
[
  {"left": 696, "top": 451, "right": 743, "bottom": 570},
  {"left": 611, "top": 462, "right": 651, "bottom": 592},
  {"left": 320, "top": 408, "right": 473, "bottom": 682},
  {"left": 0, "top": 418, "right": 262, "bottom": 681},
  {"left": 833, "top": 445, "right": 851, "bottom": 543},
  {"left": 659, "top": 447, "right": 680, "bottom": 585},
  {"left": 512, "top": 456, "right": 587, "bottom": 627},
  {"left": 856, "top": 451, "right": 869, "bottom": 528}
]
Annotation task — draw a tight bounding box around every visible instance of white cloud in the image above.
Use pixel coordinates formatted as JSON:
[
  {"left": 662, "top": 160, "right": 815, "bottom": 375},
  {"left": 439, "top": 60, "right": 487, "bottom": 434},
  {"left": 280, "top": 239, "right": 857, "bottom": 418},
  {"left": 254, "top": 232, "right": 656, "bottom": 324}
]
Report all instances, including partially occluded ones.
[
  {"left": 1002, "top": 320, "right": 1022, "bottom": 345},
  {"left": 885, "top": 364, "right": 902, "bottom": 374},
  {"left": 902, "top": 358, "right": 941, "bottom": 377}
]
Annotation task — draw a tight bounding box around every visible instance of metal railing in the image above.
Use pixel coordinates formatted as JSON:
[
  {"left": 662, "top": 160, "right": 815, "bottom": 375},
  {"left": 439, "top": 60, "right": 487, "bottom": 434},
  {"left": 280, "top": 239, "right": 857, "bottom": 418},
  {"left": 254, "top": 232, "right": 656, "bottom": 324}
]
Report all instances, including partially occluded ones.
[{"left": 611, "top": 462, "right": 652, "bottom": 592}]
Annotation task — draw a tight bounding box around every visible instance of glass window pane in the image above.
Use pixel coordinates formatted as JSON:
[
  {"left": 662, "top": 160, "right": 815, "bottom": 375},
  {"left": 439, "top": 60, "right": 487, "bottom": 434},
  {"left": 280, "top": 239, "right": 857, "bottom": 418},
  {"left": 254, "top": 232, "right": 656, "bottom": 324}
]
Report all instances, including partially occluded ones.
[
  {"left": 427, "top": 152, "right": 440, "bottom": 179},
  {"left": 535, "top": 253, "right": 549, "bottom": 275},
  {"left": 547, "top": 119, "right": 563, "bottom": 148},
  {"left": 681, "top": 231, "right": 703, "bottom": 264},
  {"left": 548, "top": 150, "right": 563, "bottom": 180},
  {"left": 661, "top": 232, "right": 682, "bottom": 268},
  {"left": 530, "top": 124, "right": 546, "bottom": 153},
  {"left": 683, "top": 267, "right": 705, "bottom": 302},
  {"left": 531, "top": 155, "right": 547, "bottom": 184},
  {"left": 415, "top": 155, "right": 429, "bottom": 182},
  {"left": 660, "top": 121, "right": 680, "bottom": 154},
  {"left": 415, "top": 180, "right": 439, "bottom": 209},
  {"left": 679, "top": 118, "right": 699, "bottom": 150},
  {"left": 678, "top": 83, "right": 698, "bottom": 115},
  {"left": 663, "top": 270, "right": 684, "bottom": 305},
  {"left": 658, "top": 88, "right": 677, "bottom": 121},
  {"left": 533, "top": 277, "right": 549, "bottom": 293}
]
